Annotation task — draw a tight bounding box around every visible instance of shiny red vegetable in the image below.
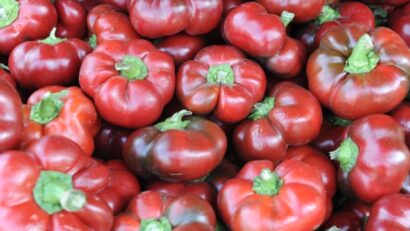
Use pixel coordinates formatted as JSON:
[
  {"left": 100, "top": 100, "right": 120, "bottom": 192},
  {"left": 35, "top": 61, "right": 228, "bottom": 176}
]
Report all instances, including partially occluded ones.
[
  {"left": 55, "top": 0, "right": 87, "bottom": 39},
  {"left": 389, "top": 3, "right": 410, "bottom": 47},
  {"left": 322, "top": 202, "right": 370, "bottom": 230}
]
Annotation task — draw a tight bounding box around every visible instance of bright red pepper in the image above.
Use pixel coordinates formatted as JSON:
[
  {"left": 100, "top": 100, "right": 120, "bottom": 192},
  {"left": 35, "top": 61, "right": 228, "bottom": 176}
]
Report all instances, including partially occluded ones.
[
  {"left": 322, "top": 202, "right": 370, "bottom": 230},
  {"left": 330, "top": 114, "right": 410, "bottom": 204},
  {"left": 55, "top": 0, "right": 87, "bottom": 39},
  {"left": 257, "top": 0, "right": 325, "bottom": 23},
  {"left": 389, "top": 3, "right": 410, "bottom": 47},
  {"left": 79, "top": 39, "right": 175, "bottom": 128},
  {"left": 177, "top": 45, "right": 266, "bottom": 124},
  {"left": 0, "top": 0, "right": 57, "bottom": 56},
  {"left": 223, "top": 2, "right": 286, "bottom": 57},
  {"left": 284, "top": 146, "right": 337, "bottom": 220},
  {"left": 156, "top": 33, "right": 207, "bottom": 66},
  {"left": 123, "top": 110, "right": 227, "bottom": 182},
  {"left": 100, "top": 0, "right": 126, "bottom": 12},
  {"left": 113, "top": 191, "right": 216, "bottom": 231},
  {"left": 128, "top": 0, "right": 223, "bottom": 38},
  {"left": 20, "top": 86, "right": 100, "bottom": 156},
  {"left": 366, "top": 193, "right": 410, "bottom": 231},
  {"left": 0, "top": 136, "right": 114, "bottom": 230},
  {"left": 218, "top": 159, "right": 327, "bottom": 230},
  {"left": 9, "top": 28, "right": 91, "bottom": 90},
  {"left": 93, "top": 121, "right": 132, "bottom": 160},
  {"left": 307, "top": 24, "right": 410, "bottom": 120},
  {"left": 87, "top": 4, "right": 139, "bottom": 48},
  {"left": 233, "top": 81, "right": 322, "bottom": 164},
  {"left": 0, "top": 78, "right": 22, "bottom": 152}
]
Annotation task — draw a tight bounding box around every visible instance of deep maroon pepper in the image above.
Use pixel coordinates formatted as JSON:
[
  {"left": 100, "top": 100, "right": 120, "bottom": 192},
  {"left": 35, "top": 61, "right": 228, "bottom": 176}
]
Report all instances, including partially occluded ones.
[
  {"left": 389, "top": 3, "right": 410, "bottom": 47},
  {"left": 55, "top": 0, "right": 87, "bottom": 39}
]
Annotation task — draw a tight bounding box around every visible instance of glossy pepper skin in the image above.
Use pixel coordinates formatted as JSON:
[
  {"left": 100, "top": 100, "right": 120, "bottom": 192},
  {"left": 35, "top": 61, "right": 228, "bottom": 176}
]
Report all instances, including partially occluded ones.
[
  {"left": 300, "top": 1, "right": 375, "bottom": 52},
  {"left": 233, "top": 82, "right": 322, "bottom": 164},
  {"left": 391, "top": 102, "right": 410, "bottom": 148},
  {"left": 0, "top": 0, "right": 57, "bottom": 56},
  {"left": 257, "top": 0, "right": 325, "bottom": 23},
  {"left": 0, "top": 66, "right": 16, "bottom": 88},
  {"left": 93, "top": 121, "right": 132, "bottom": 160},
  {"left": 0, "top": 136, "right": 113, "bottom": 230},
  {"left": 20, "top": 86, "right": 100, "bottom": 156},
  {"left": 0, "top": 78, "right": 22, "bottom": 152},
  {"left": 87, "top": 4, "right": 139, "bottom": 48},
  {"left": 223, "top": 2, "right": 286, "bottom": 57},
  {"left": 100, "top": 0, "right": 127, "bottom": 12},
  {"left": 128, "top": 0, "right": 223, "bottom": 38},
  {"left": 156, "top": 33, "right": 207, "bottom": 67},
  {"left": 284, "top": 146, "right": 336, "bottom": 220},
  {"left": 218, "top": 160, "right": 326, "bottom": 231},
  {"left": 177, "top": 45, "right": 266, "bottom": 124},
  {"left": 9, "top": 28, "right": 91, "bottom": 90},
  {"left": 322, "top": 202, "right": 370, "bottom": 230},
  {"left": 307, "top": 24, "right": 410, "bottom": 120},
  {"left": 389, "top": 3, "right": 410, "bottom": 47},
  {"left": 113, "top": 191, "right": 216, "bottom": 231},
  {"left": 79, "top": 39, "right": 175, "bottom": 128},
  {"left": 123, "top": 110, "right": 227, "bottom": 182},
  {"left": 330, "top": 114, "right": 410, "bottom": 204},
  {"left": 55, "top": 0, "right": 87, "bottom": 39},
  {"left": 366, "top": 193, "right": 410, "bottom": 231}
]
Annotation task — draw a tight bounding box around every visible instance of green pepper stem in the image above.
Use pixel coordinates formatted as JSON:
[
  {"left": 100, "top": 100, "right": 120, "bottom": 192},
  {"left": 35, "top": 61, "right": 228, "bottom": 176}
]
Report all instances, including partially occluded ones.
[
  {"left": 0, "top": 63, "right": 9, "bottom": 70},
  {"left": 327, "top": 226, "right": 342, "bottom": 231},
  {"left": 154, "top": 110, "right": 192, "bottom": 132},
  {"left": 252, "top": 168, "right": 283, "bottom": 196},
  {"left": 325, "top": 113, "right": 352, "bottom": 127},
  {"left": 330, "top": 137, "right": 359, "bottom": 173},
  {"left": 39, "top": 27, "right": 67, "bottom": 45},
  {"left": 33, "top": 171, "right": 87, "bottom": 215},
  {"left": 115, "top": 55, "right": 148, "bottom": 80},
  {"left": 0, "top": 0, "right": 19, "bottom": 29},
  {"left": 344, "top": 34, "right": 379, "bottom": 74},
  {"left": 140, "top": 217, "right": 172, "bottom": 231},
  {"left": 207, "top": 64, "right": 235, "bottom": 86},
  {"left": 316, "top": 5, "right": 340, "bottom": 25},
  {"left": 88, "top": 34, "right": 97, "bottom": 49},
  {"left": 248, "top": 97, "right": 275, "bottom": 120},
  {"left": 30, "top": 90, "right": 68, "bottom": 125},
  {"left": 280, "top": 11, "right": 295, "bottom": 27}
]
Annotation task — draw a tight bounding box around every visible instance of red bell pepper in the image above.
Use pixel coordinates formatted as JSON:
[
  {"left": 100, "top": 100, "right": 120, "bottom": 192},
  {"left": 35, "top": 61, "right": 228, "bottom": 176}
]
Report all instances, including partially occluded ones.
[
  {"left": 0, "top": 78, "right": 22, "bottom": 152},
  {"left": 223, "top": 2, "right": 286, "bottom": 57},
  {"left": 218, "top": 159, "right": 327, "bottom": 230},
  {"left": 123, "top": 110, "right": 227, "bottom": 182},
  {"left": 0, "top": 0, "right": 57, "bottom": 56},
  {"left": 391, "top": 102, "right": 410, "bottom": 148},
  {"left": 389, "top": 3, "right": 410, "bottom": 47},
  {"left": 20, "top": 86, "right": 100, "bottom": 156},
  {"left": 9, "top": 28, "right": 91, "bottom": 90},
  {"left": 0, "top": 136, "right": 114, "bottom": 230},
  {"left": 330, "top": 114, "right": 410, "bottom": 204},
  {"left": 284, "top": 146, "right": 337, "bottom": 220},
  {"left": 87, "top": 4, "right": 139, "bottom": 48},
  {"left": 128, "top": 0, "right": 223, "bottom": 38},
  {"left": 113, "top": 191, "right": 216, "bottom": 231},
  {"left": 233, "top": 81, "right": 322, "bottom": 164},
  {"left": 55, "top": 0, "right": 87, "bottom": 39},
  {"left": 79, "top": 39, "right": 175, "bottom": 128},
  {"left": 0, "top": 65, "right": 16, "bottom": 88},
  {"left": 299, "top": 1, "right": 375, "bottom": 52},
  {"left": 94, "top": 121, "right": 132, "bottom": 160},
  {"left": 307, "top": 24, "right": 410, "bottom": 120},
  {"left": 156, "top": 33, "right": 207, "bottom": 66},
  {"left": 222, "top": 0, "right": 245, "bottom": 16},
  {"left": 322, "top": 202, "right": 370, "bottom": 230},
  {"left": 257, "top": 0, "right": 325, "bottom": 23},
  {"left": 100, "top": 0, "right": 126, "bottom": 12},
  {"left": 206, "top": 159, "right": 239, "bottom": 192},
  {"left": 177, "top": 45, "right": 266, "bottom": 124},
  {"left": 366, "top": 193, "right": 410, "bottom": 231}
]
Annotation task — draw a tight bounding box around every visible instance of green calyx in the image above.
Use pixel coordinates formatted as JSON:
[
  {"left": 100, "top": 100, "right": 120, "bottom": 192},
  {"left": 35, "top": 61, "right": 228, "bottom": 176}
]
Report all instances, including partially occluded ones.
[
  {"left": 0, "top": 63, "right": 8, "bottom": 70},
  {"left": 316, "top": 5, "right": 340, "bottom": 25},
  {"left": 30, "top": 90, "right": 68, "bottom": 125},
  {"left": 154, "top": 109, "right": 192, "bottom": 132},
  {"left": 0, "top": 0, "right": 19, "bottom": 29},
  {"left": 252, "top": 168, "right": 283, "bottom": 196},
  {"left": 207, "top": 64, "right": 234, "bottom": 86},
  {"left": 325, "top": 113, "right": 352, "bottom": 127},
  {"left": 370, "top": 5, "right": 388, "bottom": 26},
  {"left": 330, "top": 137, "right": 359, "bottom": 173},
  {"left": 249, "top": 97, "right": 275, "bottom": 120},
  {"left": 88, "top": 34, "right": 97, "bottom": 49},
  {"left": 115, "top": 55, "right": 148, "bottom": 80},
  {"left": 33, "top": 171, "right": 87, "bottom": 215},
  {"left": 326, "top": 226, "right": 342, "bottom": 231},
  {"left": 344, "top": 34, "right": 379, "bottom": 74},
  {"left": 140, "top": 217, "right": 172, "bottom": 231},
  {"left": 280, "top": 11, "right": 295, "bottom": 28},
  {"left": 39, "top": 27, "right": 67, "bottom": 45}
]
